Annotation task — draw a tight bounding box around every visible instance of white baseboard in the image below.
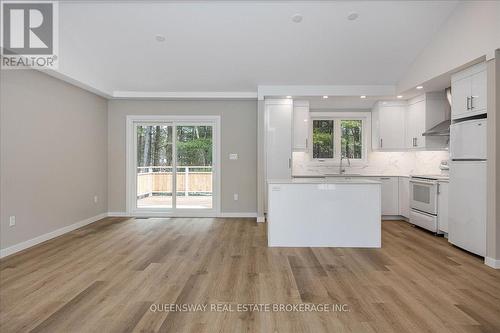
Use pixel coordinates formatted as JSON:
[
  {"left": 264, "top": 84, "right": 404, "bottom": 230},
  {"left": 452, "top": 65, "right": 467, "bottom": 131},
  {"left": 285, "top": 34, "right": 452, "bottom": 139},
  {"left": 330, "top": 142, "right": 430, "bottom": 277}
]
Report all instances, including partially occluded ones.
[
  {"left": 218, "top": 212, "right": 257, "bottom": 218},
  {"left": 107, "top": 212, "right": 130, "bottom": 217},
  {"left": 0, "top": 212, "right": 108, "bottom": 259},
  {"left": 108, "top": 212, "right": 258, "bottom": 219},
  {"left": 485, "top": 257, "right": 500, "bottom": 269}
]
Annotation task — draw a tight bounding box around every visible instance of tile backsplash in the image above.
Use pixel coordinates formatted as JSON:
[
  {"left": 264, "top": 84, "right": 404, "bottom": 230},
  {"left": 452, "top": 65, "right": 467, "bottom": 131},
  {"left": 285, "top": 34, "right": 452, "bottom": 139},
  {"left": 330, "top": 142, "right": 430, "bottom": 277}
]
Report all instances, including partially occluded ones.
[{"left": 293, "top": 150, "right": 450, "bottom": 176}]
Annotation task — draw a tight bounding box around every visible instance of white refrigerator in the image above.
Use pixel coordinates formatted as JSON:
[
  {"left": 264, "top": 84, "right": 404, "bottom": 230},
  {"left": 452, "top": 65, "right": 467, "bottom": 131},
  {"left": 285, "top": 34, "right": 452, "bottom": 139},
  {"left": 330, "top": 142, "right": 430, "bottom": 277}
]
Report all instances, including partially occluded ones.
[{"left": 448, "top": 118, "right": 487, "bottom": 256}]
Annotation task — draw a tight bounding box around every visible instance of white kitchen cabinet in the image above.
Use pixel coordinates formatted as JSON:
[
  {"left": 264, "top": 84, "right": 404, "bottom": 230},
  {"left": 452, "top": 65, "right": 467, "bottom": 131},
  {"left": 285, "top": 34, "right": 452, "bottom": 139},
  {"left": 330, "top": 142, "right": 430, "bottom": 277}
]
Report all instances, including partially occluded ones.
[
  {"left": 293, "top": 100, "right": 310, "bottom": 151},
  {"left": 405, "top": 93, "right": 448, "bottom": 150},
  {"left": 369, "top": 177, "right": 399, "bottom": 215},
  {"left": 399, "top": 177, "right": 410, "bottom": 218},
  {"left": 438, "top": 181, "right": 449, "bottom": 233},
  {"left": 265, "top": 99, "right": 293, "bottom": 180},
  {"left": 406, "top": 98, "right": 425, "bottom": 149},
  {"left": 470, "top": 69, "right": 487, "bottom": 112},
  {"left": 451, "top": 74, "right": 471, "bottom": 117},
  {"left": 451, "top": 62, "right": 487, "bottom": 120},
  {"left": 331, "top": 176, "right": 400, "bottom": 216},
  {"left": 372, "top": 101, "right": 406, "bottom": 150}
]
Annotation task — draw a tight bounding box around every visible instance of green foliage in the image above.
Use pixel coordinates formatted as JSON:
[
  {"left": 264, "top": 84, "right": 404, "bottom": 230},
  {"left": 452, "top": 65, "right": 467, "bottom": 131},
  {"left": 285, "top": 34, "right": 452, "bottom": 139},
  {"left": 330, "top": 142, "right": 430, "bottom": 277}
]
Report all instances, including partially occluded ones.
[
  {"left": 136, "top": 125, "right": 213, "bottom": 168},
  {"left": 176, "top": 138, "right": 212, "bottom": 166},
  {"left": 311, "top": 119, "right": 363, "bottom": 159},
  {"left": 312, "top": 120, "right": 334, "bottom": 158},
  {"left": 341, "top": 120, "right": 362, "bottom": 159}
]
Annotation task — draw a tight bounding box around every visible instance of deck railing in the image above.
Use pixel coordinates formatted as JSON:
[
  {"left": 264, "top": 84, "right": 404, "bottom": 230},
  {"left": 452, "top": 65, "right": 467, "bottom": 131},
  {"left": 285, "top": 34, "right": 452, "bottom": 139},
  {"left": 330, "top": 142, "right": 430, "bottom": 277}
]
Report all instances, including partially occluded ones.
[{"left": 137, "top": 166, "right": 212, "bottom": 197}]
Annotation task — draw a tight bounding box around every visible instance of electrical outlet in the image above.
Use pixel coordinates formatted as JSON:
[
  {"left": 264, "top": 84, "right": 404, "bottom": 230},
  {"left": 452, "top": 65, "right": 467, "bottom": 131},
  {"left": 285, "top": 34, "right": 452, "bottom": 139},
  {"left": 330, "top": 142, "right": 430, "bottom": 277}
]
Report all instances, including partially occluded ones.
[
  {"left": 94, "top": 195, "right": 98, "bottom": 203},
  {"left": 233, "top": 193, "right": 239, "bottom": 201},
  {"left": 9, "top": 216, "right": 16, "bottom": 227},
  {"left": 229, "top": 153, "right": 238, "bottom": 160}
]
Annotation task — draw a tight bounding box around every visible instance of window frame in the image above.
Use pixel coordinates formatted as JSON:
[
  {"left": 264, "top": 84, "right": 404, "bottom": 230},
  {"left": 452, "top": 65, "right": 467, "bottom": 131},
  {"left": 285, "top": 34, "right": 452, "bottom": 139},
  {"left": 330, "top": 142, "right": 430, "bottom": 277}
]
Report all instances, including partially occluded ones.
[{"left": 308, "top": 111, "right": 370, "bottom": 166}]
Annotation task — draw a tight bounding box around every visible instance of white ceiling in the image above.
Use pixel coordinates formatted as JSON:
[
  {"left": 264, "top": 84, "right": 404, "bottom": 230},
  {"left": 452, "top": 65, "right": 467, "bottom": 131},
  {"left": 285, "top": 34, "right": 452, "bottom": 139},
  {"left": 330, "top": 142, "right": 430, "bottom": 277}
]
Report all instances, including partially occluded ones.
[{"left": 57, "top": 1, "right": 459, "bottom": 95}]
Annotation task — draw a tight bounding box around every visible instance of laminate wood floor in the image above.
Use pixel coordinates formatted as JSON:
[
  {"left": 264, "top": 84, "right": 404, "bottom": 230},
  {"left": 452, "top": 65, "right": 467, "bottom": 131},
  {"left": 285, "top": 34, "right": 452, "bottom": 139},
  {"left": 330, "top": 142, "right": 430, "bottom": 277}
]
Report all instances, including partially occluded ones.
[{"left": 1, "top": 217, "right": 500, "bottom": 333}]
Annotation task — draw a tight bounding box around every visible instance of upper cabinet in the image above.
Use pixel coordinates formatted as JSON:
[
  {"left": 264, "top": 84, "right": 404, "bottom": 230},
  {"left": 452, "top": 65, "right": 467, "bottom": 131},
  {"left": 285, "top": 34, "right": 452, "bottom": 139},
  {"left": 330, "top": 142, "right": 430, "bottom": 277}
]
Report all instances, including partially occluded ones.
[
  {"left": 372, "top": 92, "right": 448, "bottom": 151},
  {"left": 372, "top": 101, "right": 406, "bottom": 150},
  {"left": 265, "top": 99, "right": 293, "bottom": 180},
  {"left": 406, "top": 93, "right": 448, "bottom": 150},
  {"left": 292, "top": 101, "right": 310, "bottom": 151},
  {"left": 451, "top": 62, "right": 487, "bottom": 120},
  {"left": 406, "top": 97, "right": 425, "bottom": 148}
]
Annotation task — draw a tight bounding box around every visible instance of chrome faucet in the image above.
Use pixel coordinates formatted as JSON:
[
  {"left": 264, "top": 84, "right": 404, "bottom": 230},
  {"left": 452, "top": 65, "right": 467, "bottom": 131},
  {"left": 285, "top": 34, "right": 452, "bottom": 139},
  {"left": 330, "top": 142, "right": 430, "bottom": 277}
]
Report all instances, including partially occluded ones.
[{"left": 339, "top": 155, "right": 351, "bottom": 174}]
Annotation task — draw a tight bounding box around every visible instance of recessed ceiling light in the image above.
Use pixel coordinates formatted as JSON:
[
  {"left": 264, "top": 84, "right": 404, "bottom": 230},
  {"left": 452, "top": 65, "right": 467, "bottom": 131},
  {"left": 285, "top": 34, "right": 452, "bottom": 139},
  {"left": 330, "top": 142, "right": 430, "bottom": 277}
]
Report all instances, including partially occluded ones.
[
  {"left": 397, "top": 95, "right": 403, "bottom": 99},
  {"left": 416, "top": 86, "right": 423, "bottom": 90},
  {"left": 155, "top": 34, "right": 166, "bottom": 42},
  {"left": 291, "top": 14, "right": 303, "bottom": 23},
  {"left": 360, "top": 95, "right": 366, "bottom": 99},
  {"left": 347, "top": 12, "right": 359, "bottom": 21},
  {"left": 286, "top": 96, "right": 292, "bottom": 99},
  {"left": 323, "top": 95, "right": 328, "bottom": 99}
]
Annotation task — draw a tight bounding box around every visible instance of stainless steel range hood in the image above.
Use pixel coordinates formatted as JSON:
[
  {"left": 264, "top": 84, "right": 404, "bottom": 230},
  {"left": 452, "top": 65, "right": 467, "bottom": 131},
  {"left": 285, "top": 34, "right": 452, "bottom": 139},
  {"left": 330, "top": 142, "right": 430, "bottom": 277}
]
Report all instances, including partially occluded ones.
[
  {"left": 422, "top": 87, "right": 451, "bottom": 137},
  {"left": 422, "top": 119, "right": 451, "bottom": 136}
]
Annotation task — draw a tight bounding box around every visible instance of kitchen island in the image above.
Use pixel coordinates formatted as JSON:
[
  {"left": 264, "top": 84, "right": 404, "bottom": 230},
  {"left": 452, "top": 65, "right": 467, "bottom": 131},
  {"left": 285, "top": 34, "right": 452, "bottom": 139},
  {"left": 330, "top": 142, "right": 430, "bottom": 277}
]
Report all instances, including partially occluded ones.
[{"left": 267, "top": 178, "right": 381, "bottom": 247}]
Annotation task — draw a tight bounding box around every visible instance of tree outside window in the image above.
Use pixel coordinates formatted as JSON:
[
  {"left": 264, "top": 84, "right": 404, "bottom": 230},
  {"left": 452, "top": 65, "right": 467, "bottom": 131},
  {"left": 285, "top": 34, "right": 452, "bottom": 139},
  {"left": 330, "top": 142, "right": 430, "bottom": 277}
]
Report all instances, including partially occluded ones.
[
  {"left": 341, "top": 120, "right": 362, "bottom": 159},
  {"left": 312, "top": 120, "right": 334, "bottom": 159}
]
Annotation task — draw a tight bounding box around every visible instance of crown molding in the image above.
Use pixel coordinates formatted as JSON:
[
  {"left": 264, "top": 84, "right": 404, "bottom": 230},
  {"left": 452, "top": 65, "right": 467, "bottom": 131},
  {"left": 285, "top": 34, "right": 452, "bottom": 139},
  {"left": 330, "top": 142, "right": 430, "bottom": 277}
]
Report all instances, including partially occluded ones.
[
  {"left": 112, "top": 91, "right": 258, "bottom": 100},
  {"left": 41, "top": 69, "right": 114, "bottom": 98}
]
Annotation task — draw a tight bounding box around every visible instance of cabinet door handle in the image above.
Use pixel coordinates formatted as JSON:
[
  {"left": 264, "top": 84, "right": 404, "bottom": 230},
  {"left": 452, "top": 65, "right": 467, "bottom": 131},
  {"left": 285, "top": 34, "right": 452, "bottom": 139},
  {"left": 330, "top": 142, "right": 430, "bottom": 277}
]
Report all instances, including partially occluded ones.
[
  {"left": 414, "top": 137, "right": 418, "bottom": 147},
  {"left": 470, "top": 96, "right": 474, "bottom": 109},
  {"left": 380, "top": 138, "right": 383, "bottom": 148},
  {"left": 288, "top": 158, "right": 291, "bottom": 169},
  {"left": 380, "top": 177, "right": 391, "bottom": 180},
  {"left": 466, "top": 96, "right": 470, "bottom": 110}
]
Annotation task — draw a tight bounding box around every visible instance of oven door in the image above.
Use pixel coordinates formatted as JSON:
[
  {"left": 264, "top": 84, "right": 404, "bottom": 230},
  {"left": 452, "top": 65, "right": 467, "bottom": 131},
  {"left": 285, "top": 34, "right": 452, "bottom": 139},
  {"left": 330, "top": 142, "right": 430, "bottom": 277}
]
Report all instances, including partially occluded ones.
[{"left": 410, "top": 179, "right": 438, "bottom": 215}]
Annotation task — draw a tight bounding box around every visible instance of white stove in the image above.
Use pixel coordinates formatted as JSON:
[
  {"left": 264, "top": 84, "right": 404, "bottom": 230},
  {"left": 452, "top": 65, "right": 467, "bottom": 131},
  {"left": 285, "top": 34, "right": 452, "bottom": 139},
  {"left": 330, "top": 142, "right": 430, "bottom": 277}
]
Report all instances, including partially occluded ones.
[{"left": 409, "top": 174, "right": 449, "bottom": 233}]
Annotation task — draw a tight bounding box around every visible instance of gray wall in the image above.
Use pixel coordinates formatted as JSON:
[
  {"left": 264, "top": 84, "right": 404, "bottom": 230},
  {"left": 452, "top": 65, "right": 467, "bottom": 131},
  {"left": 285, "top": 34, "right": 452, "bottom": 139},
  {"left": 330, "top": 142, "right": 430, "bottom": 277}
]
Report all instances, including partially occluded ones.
[
  {"left": 107, "top": 100, "right": 257, "bottom": 213},
  {"left": 1, "top": 70, "right": 108, "bottom": 250},
  {"left": 497, "top": 51, "right": 500, "bottom": 260}
]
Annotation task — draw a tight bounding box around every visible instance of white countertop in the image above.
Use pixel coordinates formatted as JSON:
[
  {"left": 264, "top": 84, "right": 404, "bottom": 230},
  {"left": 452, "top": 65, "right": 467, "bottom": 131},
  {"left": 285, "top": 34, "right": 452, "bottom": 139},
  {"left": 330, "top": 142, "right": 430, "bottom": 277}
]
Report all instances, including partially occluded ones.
[{"left": 268, "top": 178, "right": 381, "bottom": 185}]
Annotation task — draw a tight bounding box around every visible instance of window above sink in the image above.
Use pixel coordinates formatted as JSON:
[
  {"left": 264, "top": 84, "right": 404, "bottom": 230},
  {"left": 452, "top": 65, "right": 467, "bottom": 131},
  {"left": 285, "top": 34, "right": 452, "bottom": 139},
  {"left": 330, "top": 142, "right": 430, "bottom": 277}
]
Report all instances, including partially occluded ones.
[{"left": 309, "top": 111, "right": 370, "bottom": 165}]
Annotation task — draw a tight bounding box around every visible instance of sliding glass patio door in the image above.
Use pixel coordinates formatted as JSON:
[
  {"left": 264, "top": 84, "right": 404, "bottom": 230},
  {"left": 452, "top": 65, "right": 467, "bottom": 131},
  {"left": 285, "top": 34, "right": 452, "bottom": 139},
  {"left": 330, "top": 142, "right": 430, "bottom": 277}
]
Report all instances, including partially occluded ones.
[
  {"left": 175, "top": 125, "right": 213, "bottom": 209},
  {"left": 136, "top": 124, "right": 174, "bottom": 209},
  {"left": 131, "top": 118, "right": 218, "bottom": 215}
]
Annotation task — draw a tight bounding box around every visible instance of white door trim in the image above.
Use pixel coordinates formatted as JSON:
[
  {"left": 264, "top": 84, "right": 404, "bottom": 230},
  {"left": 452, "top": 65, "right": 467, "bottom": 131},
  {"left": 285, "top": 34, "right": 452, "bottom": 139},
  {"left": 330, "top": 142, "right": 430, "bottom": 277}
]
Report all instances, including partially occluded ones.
[{"left": 126, "top": 115, "right": 221, "bottom": 217}]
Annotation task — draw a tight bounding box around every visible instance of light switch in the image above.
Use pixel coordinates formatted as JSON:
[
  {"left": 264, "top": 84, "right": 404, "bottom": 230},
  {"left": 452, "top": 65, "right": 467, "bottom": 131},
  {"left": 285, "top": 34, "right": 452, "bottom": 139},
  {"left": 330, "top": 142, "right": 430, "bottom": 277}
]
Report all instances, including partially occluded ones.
[
  {"left": 229, "top": 153, "right": 238, "bottom": 160},
  {"left": 9, "top": 216, "right": 16, "bottom": 227}
]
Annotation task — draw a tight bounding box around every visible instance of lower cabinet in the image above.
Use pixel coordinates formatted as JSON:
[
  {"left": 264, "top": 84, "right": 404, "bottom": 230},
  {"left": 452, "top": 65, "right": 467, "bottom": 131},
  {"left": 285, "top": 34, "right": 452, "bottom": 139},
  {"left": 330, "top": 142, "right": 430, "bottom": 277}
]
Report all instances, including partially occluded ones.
[
  {"left": 398, "top": 177, "right": 410, "bottom": 218},
  {"left": 438, "top": 181, "right": 449, "bottom": 233},
  {"left": 337, "top": 176, "right": 401, "bottom": 216},
  {"left": 369, "top": 177, "right": 399, "bottom": 216}
]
